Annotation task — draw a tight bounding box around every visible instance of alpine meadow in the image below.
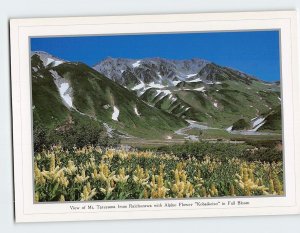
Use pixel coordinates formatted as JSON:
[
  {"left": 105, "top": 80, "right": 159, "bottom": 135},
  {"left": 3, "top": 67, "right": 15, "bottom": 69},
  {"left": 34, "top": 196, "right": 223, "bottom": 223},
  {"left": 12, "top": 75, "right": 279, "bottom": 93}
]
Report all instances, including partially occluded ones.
[{"left": 31, "top": 31, "right": 284, "bottom": 202}]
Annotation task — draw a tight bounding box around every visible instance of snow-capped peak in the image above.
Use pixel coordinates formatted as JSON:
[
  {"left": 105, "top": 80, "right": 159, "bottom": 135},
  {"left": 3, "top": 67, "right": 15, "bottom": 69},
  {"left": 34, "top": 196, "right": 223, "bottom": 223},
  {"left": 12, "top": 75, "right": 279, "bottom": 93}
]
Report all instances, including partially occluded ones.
[{"left": 32, "top": 51, "right": 66, "bottom": 68}]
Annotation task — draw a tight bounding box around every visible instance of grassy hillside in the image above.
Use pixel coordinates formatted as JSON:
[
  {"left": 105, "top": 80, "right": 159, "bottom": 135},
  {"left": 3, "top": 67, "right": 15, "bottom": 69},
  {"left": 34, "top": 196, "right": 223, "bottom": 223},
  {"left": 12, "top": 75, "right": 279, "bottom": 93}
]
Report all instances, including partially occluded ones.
[
  {"left": 32, "top": 55, "right": 188, "bottom": 141},
  {"left": 140, "top": 78, "right": 281, "bottom": 128},
  {"left": 54, "top": 63, "right": 187, "bottom": 138}
]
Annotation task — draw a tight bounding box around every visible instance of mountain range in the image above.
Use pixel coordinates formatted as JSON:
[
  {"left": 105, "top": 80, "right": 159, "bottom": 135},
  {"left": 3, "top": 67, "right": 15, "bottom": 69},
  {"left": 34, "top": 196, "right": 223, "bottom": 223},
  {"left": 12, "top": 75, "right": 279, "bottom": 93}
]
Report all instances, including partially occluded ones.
[{"left": 31, "top": 51, "right": 282, "bottom": 140}]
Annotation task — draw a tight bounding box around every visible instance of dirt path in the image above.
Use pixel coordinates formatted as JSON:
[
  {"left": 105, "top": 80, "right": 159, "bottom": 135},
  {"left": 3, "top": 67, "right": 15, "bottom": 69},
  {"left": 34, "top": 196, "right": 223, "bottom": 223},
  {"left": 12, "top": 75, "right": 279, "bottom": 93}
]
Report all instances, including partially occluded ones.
[{"left": 175, "top": 120, "right": 218, "bottom": 141}]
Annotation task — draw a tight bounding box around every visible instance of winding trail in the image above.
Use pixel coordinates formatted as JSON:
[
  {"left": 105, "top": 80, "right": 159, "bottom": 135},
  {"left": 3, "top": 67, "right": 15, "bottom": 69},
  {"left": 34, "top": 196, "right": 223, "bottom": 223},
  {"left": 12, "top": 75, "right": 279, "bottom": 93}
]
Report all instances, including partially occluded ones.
[{"left": 175, "top": 120, "right": 218, "bottom": 141}]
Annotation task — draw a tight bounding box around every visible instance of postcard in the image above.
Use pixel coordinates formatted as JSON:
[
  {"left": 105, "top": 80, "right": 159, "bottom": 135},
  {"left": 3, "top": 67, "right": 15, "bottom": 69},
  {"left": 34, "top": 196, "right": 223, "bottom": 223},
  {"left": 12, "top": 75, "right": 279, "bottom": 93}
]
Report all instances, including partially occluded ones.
[{"left": 10, "top": 11, "right": 300, "bottom": 222}]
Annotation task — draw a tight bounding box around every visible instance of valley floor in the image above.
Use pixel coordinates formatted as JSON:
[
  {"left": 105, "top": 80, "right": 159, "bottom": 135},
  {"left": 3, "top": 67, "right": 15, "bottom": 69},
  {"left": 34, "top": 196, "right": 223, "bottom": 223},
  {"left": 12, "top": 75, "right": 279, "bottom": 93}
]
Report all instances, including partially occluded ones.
[{"left": 121, "top": 119, "right": 282, "bottom": 148}]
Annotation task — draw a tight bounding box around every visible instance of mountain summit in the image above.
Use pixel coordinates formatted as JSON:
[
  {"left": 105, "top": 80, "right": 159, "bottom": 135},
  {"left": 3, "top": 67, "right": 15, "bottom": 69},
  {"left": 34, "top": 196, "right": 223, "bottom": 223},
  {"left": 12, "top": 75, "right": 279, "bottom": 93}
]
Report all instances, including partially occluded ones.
[{"left": 93, "top": 58, "right": 210, "bottom": 94}]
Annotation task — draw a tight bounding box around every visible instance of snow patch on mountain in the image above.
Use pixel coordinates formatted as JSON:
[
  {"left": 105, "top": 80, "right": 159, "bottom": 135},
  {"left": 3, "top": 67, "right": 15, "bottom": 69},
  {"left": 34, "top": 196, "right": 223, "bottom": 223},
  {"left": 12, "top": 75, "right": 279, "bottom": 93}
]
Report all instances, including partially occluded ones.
[
  {"left": 112, "top": 106, "right": 120, "bottom": 121},
  {"left": 252, "top": 117, "right": 265, "bottom": 128},
  {"left": 134, "top": 107, "right": 141, "bottom": 116},
  {"left": 226, "top": 126, "right": 233, "bottom": 132},
  {"left": 50, "top": 70, "right": 73, "bottom": 108},
  {"left": 186, "top": 73, "right": 198, "bottom": 79},
  {"left": 175, "top": 87, "right": 205, "bottom": 92},
  {"left": 206, "top": 81, "right": 222, "bottom": 85},
  {"left": 194, "top": 87, "right": 206, "bottom": 92},
  {"left": 186, "top": 78, "right": 202, "bottom": 83},
  {"left": 161, "top": 90, "right": 171, "bottom": 95},
  {"left": 132, "top": 80, "right": 168, "bottom": 96},
  {"left": 251, "top": 122, "right": 265, "bottom": 131},
  {"left": 59, "top": 83, "right": 72, "bottom": 107},
  {"left": 171, "top": 97, "right": 177, "bottom": 102},
  {"left": 148, "top": 82, "right": 165, "bottom": 89},
  {"left": 132, "top": 60, "right": 141, "bottom": 68},
  {"left": 46, "top": 58, "right": 64, "bottom": 67},
  {"left": 167, "top": 94, "right": 177, "bottom": 102},
  {"left": 155, "top": 90, "right": 171, "bottom": 96},
  {"left": 172, "top": 80, "right": 182, "bottom": 86},
  {"left": 250, "top": 117, "right": 266, "bottom": 131},
  {"left": 226, "top": 116, "right": 266, "bottom": 133},
  {"left": 155, "top": 90, "right": 172, "bottom": 100},
  {"left": 132, "top": 81, "right": 145, "bottom": 91}
]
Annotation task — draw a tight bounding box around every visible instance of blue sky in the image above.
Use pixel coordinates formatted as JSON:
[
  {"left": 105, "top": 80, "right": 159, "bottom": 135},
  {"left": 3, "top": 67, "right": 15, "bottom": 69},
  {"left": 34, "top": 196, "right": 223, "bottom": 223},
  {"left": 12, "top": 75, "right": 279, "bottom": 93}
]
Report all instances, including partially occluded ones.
[{"left": 31, "top": 30, "right": 280, "bottom": 81}]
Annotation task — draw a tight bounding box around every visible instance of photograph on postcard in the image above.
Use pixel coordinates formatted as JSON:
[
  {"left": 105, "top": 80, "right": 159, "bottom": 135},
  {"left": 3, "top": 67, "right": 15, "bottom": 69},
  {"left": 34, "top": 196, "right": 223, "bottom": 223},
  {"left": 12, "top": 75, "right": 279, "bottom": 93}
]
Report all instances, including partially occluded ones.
[{"left": 30, "top": 31, "right": 284, "bottom": 203}]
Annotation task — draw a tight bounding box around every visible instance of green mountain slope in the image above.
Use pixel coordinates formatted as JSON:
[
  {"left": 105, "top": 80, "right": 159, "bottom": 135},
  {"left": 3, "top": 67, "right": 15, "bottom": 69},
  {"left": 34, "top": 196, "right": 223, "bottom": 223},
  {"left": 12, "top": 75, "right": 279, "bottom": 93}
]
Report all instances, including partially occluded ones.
[
  {"left": 140, "top": 78, "right": 281, "bottom": 128},
  {"left": 31, "top": 54, "right": 187, "bottom": 140},
  {"left": 32, "top": 54, "right": 69, "bottom": 126}
]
